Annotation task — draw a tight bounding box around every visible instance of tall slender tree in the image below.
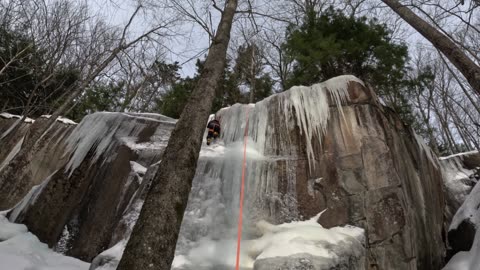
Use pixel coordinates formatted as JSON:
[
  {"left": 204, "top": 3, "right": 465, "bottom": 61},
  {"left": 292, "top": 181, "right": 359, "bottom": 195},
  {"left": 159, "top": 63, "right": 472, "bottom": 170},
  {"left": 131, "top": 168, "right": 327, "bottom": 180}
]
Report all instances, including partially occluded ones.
[
  {"left": 381, "top": 0, "right": 480, "bottom": 96},
  {"left": 117, "top": 0, "right": 239, "bottom": 269}
]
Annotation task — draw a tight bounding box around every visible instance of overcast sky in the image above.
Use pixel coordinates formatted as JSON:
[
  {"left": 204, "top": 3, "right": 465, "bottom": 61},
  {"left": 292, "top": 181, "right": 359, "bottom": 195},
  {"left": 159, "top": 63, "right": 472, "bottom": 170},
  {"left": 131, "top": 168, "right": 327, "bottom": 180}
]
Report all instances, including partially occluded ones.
[
  {"left": 86, "top": 0, "right": 214, "bottom": 77},
  {"left": 84, "top": 0, "right": 470, "bottom": 80}
]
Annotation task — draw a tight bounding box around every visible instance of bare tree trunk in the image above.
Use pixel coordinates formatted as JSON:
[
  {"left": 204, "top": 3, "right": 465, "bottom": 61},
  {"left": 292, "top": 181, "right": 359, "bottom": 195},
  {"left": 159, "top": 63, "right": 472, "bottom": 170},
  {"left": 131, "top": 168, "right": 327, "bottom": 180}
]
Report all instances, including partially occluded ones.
[
  {"left": 438, "top": 52, "right": 480, "bottom": 114},
  {"left": 432, "top": 101, "right": 458, "bottom": 153},
  {"left": 249, "top": 46, "right": 256, "bottom": 103},
  {"left": 382, "top": 0, "right": 480, "bottom": 96},
  {"left": 0, "top": 5, "right": 165, "bottom": 208},
  {"left": 117, "top": 0, "right": 238, "bottom": 269},
  {"left": 414, "top": 93, "right": 439, "bottom": 153}
]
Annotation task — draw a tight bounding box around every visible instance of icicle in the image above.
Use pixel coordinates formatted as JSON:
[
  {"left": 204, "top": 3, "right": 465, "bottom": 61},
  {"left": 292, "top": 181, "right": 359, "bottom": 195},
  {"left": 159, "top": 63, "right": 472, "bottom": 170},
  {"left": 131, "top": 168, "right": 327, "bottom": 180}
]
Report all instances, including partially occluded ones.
[
  {"left": 280, "top": 75, "right": 363, "bottom": 170},
  {"left": 63, "top": 112, "right": 169, "bottom": 177}
]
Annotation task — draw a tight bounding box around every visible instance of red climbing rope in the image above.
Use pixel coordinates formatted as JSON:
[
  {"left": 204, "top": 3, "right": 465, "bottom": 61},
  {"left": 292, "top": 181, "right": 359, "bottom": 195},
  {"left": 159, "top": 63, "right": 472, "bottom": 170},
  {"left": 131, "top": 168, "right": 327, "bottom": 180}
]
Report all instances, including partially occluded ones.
[{"left": 235, "top": 107, "right": 250, "bottom": 270}]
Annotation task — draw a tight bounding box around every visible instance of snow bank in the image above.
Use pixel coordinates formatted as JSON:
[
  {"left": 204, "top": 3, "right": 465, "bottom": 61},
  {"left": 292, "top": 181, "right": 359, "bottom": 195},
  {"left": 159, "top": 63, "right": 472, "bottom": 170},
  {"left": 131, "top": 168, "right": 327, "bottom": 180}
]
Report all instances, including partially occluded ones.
[
  {"left": 0, "top": 215, "right": 27, "bottom": 241},
  {"left": 0, "top": 214, "right": 89, "bottom": 270},
  {"left": 175, "top": 212, "right": 364, "bottom": 269},
  {"left": 443, "top": 231, "right": 480, "bottom": 270}
]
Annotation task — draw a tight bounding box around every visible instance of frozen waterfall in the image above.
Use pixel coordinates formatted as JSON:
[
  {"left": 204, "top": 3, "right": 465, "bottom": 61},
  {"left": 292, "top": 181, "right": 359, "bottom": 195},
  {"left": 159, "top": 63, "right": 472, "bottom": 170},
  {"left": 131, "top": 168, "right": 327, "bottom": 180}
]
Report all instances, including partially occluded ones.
[{"left": 171, "top": 75, "right": 365, "bottom": 269}]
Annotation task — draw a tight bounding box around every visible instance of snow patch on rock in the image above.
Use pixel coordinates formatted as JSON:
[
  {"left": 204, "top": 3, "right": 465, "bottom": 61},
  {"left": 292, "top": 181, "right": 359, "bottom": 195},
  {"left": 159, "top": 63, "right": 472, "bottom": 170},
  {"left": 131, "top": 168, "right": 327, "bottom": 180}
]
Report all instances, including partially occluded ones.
[
  {"left": 0, "top": 112, "right": 35, "bottom": 123},
  {"left": 41, "top": 115, "right": 77, "bottom": 125}
]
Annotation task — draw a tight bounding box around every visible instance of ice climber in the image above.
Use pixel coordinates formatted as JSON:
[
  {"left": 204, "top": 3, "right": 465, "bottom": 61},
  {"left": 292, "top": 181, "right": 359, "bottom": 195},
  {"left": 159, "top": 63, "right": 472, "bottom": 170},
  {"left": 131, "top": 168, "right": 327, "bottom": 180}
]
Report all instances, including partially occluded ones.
[{"left": 206, "top": 117, "right": 221, "bottom": 145}]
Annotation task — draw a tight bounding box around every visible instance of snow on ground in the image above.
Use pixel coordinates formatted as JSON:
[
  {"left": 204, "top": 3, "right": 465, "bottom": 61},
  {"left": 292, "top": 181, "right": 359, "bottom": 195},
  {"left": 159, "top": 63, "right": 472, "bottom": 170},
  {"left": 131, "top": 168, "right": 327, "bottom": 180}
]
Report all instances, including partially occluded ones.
[
  {"left": 0, "top": 213, "right": 89, "bottom": 270},
  {"left": 174, "top": 212, "right": 364, "bottom": 269}
]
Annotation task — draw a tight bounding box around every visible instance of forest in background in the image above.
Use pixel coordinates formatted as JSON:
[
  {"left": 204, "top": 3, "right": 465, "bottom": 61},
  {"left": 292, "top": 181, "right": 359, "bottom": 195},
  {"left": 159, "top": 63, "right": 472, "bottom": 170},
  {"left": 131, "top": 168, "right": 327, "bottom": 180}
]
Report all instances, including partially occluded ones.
[{"left": 0, "top": 0, "right": 479, "bottom": 155}]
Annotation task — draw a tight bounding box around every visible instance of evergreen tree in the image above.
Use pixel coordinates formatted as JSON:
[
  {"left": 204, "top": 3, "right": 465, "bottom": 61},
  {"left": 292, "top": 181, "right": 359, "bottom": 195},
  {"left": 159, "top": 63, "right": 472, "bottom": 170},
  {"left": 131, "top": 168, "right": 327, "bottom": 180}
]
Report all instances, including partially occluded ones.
[
  {"left": 158, "top": 77, "right": 195, "bottom": 119},
  {"left": 67, "top": 82, "right": 124, "bottom": 121},
  {"left": 232, "top": 43, "right": 273, "bottom": 103},
  {"left": 283, "top": 7, "right": 424, "bottom": 126}
]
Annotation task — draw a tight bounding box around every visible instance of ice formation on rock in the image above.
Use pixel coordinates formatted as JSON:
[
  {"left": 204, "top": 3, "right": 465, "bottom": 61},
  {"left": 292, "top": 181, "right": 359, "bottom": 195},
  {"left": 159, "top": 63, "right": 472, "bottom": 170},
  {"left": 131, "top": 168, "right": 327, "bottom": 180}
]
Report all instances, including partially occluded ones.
[
  {"left": 219, "top": 75, "right": 364, "bottom": 170},
  {"left": 2, "top": 75, "right": 370, "bottom": 269},
  {"left": 63, "top": 112, "right": 172, "bottom": 176},
  {"left": 171, "top": 75, "right": 366, "bottom": 269}
]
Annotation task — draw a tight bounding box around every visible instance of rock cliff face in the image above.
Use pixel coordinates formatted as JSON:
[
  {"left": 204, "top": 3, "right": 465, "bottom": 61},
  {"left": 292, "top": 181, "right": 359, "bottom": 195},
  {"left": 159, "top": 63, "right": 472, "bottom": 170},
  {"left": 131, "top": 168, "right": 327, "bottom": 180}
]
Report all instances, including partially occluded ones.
[
  {"left": 210, "top": 75, "right": 445, "bottom": 269},
  {"left": 0, "top": 75, "right": 446, "bottom": 269},
  {"left": 6, "top": 113, "right": 175, "bottom": 262},
  {"left": 0, "top": 115, "right": 76, "bottom": 209}
]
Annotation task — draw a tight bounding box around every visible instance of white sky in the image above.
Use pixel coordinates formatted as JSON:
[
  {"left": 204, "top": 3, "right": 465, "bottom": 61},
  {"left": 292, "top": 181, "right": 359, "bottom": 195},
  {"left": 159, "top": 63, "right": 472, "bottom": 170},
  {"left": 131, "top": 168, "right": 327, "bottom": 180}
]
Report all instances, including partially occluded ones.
[
  {"left": 84, "top": 0, "right": 476, "bottom": 80},
  {"left": 86, "top": 0, "right": 212, "bottom": 77}
]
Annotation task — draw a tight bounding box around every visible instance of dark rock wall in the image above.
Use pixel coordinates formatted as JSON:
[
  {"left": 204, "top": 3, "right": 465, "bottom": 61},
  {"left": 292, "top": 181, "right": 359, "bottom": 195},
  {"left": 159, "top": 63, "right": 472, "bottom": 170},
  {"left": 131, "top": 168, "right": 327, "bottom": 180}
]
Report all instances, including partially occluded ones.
[
  {"left": 5, "top": 113, "right": 175, "bottom": 261},
  {"left": 0, "top": 77, "right": 447, "bottom": 269},
  {"left": 0, "top": 117, "right": 75, "bottom": 208}
]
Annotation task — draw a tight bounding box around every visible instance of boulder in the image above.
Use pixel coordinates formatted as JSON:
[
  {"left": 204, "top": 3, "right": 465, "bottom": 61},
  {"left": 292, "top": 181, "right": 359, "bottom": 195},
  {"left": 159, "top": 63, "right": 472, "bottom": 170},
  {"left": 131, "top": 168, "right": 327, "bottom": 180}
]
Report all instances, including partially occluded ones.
[
  {"left": 7, "top": 112, "right": 175, "bottom": 261},
  {"left": 0, "top": 115, "right": 76, "bottom": 209},
  {"left": 1, "top": 76, "right": 447, "bottom": 269},
  {"left": 213, "top": 75, "right": 445, "bottom": 269}
]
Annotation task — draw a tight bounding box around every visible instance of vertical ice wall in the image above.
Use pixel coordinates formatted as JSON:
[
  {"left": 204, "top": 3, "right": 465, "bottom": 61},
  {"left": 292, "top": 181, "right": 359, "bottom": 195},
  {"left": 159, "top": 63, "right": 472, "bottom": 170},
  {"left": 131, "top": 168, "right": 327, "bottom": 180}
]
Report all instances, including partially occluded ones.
[{"left": 172, "top": 75, "right": 365, "bottom": 269}]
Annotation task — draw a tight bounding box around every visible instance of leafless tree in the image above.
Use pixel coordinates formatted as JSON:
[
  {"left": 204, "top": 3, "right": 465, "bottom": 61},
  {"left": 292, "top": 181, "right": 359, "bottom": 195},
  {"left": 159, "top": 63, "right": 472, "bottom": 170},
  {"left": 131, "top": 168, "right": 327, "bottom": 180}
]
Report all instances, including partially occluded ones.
[
  {"left": 118, "top": 0, "right": 239, "bottom": 268},
  {"left": 0, "top": 0, "right": 175, "bottom": 209},
  {"left": 381, "top": 0, "right": 480, "bottom": 96}
]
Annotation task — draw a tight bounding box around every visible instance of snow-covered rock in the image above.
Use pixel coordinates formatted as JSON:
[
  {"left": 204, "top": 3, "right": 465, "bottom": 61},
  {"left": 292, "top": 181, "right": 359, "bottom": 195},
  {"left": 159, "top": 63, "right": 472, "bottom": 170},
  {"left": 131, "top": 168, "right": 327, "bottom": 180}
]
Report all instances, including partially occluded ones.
[
  {"left": 0, "top": 75, "right": 446, "bottom": 270},
  {"left": 440, "top": 151, "right": 480, "bottom": 225},
  {"left": 444, "top": 179, "right": 480, "bottom": 270},
  {"left": 40, "top": 115, "right": 77, "bottom": 125},
  {"left": 0, "top": 213, "right": 89, "bottom": 270},
  {"left": 0, "top": 112, "right": 35, "bottom": 123},
  {"left": 7, "top": 112, "right": 176, "bottom": 261}
]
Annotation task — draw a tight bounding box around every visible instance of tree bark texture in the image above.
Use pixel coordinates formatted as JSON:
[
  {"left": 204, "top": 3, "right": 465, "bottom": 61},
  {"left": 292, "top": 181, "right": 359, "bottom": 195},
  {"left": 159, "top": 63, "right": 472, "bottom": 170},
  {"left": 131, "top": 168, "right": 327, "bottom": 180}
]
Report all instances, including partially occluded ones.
[
  {"left": 382, "top": 0, "right": 480, "bottom": 96},
  {"left": 117, "top": 1, "right": 238, "bottom": 269}
]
